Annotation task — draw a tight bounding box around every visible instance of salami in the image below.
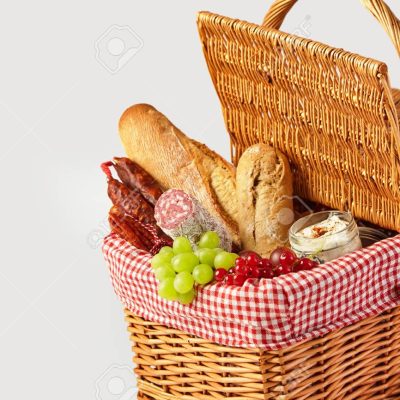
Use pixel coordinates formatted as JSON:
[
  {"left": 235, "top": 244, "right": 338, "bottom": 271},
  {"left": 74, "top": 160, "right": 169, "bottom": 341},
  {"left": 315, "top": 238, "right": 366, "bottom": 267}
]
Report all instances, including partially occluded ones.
[{"left": 155, "top": 189, "right": 232, "bottom": 251}]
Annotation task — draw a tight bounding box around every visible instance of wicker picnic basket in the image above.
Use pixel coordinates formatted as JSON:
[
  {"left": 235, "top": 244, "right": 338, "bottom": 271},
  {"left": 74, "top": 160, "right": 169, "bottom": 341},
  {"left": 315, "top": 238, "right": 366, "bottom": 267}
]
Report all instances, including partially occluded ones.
[
  {"left": 105, "top": 1, "right": 400, "bottom": 399},
  {"left": 102, "top": 229, "right": 400, "bottom": 400}
]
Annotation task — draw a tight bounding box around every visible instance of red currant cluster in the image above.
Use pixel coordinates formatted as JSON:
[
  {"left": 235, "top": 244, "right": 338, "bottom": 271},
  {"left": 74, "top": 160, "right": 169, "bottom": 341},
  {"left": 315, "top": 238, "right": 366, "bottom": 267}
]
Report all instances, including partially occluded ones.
[{"left": 214, "top": 247, "right": 318, "bottom": 286}]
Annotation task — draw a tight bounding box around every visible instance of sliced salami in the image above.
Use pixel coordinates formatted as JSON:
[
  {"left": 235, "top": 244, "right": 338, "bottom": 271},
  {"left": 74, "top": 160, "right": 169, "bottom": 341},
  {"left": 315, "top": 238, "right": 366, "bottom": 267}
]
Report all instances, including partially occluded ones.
[{"left": 155, "top": 189, "right": 232, "bottom": 251}]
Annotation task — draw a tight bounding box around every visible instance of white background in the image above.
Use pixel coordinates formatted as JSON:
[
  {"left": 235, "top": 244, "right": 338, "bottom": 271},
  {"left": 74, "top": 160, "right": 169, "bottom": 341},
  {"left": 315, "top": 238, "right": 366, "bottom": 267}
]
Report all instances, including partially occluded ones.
[{"left": 1, "top": 1, "right": 400, "bottom": 399}]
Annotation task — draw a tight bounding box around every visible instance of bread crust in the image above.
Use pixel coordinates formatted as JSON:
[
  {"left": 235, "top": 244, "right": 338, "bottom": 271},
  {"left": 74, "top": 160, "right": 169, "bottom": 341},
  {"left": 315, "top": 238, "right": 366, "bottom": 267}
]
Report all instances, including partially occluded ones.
[
  {"left": 236, "top": 144, "right": 293, "bottom": 257},
  {"left": 118, "top": 104, "right": 239, "bottom": 244},
  {"left": 185, "top": 139, "right": 238, "bottom": 224}
]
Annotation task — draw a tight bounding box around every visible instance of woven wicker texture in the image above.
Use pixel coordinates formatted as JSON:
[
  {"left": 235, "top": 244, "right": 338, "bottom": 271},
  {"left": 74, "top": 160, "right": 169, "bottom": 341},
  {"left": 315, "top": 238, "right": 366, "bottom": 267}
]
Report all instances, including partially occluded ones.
[
  {"left": 126, "top": 306, "right": 400, "bottom": 400},
  {"left": 197, "top": 0, "right": 400, "bottom": 232}
]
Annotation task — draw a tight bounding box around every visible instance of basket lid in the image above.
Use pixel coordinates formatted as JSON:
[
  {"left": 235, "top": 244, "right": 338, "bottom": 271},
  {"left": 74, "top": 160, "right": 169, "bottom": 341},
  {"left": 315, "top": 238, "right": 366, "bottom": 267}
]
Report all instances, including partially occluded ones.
[{"left": 198, "top": 11, "right": 400, "bottom": 231}]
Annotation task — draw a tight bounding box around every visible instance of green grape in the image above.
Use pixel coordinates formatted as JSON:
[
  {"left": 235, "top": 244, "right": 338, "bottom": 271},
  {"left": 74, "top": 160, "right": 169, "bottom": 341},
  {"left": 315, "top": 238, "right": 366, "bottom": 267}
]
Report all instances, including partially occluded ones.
[
  {"left": 198, "top": 231, "right": 220, "bottom": 249},
  {"left": 174, "top": 271, "right": 195, "bottom": 294},
  {"left": 171, "top": 253, "right": 199, "bottom": 273},
  {"left": 151, "top": 253, "right": 173, "bottom": 269},
  {"left": 159, "top": 246, "right": 174, "bottom": 257},
  {"left": 154, "top": 264, "right": 176, "bottom": 281},
  {"left": 214, "top": 247, "right": 224, "bottom": 253},
  {"left": 178, "top": 289, "right": 196, "bottom": 305},
  {"left": 197, "top": 248, "right": 216, "bottom": 267},
  {"left": 194, "top": 249, "right": 202, "bottom": 258},
  {"left": 214, "top": 251, "right": 239, "bottom": 270},
  {"left": 158, "top": 278, "right": 178, "bottom": 300},
  {"left": 173, "top": 236, "right": 192, "bottom": 254},
  {"left": 192, "top": 264, "right": 214, "bottom": 285}
]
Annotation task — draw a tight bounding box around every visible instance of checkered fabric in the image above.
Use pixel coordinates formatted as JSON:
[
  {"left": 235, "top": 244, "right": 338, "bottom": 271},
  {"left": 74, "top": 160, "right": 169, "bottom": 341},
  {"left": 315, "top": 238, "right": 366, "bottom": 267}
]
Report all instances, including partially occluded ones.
[{"left": 103, "top": 233, "right": 400, "bottom": 350}]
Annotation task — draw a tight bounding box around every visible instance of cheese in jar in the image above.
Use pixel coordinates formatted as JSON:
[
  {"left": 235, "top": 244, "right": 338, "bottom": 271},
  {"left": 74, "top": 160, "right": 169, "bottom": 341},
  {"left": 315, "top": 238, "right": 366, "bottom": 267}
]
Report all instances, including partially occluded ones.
[{"left": 289, "top": 211, "right": 362, "bottom": 263}]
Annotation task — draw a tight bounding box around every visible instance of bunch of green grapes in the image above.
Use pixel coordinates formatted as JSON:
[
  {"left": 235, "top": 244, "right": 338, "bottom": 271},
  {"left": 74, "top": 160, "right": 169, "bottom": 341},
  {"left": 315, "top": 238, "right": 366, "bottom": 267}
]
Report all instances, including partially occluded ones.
[{"left": 151, "top": 231, "right": 239, "bottom": 305}]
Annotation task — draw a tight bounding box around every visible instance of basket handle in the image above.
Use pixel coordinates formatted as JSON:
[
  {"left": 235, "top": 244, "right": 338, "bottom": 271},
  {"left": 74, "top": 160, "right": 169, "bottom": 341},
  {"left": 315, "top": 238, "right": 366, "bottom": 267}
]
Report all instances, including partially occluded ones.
[{"left": 262, "top": 0, "right": 400, "bottom": 57}]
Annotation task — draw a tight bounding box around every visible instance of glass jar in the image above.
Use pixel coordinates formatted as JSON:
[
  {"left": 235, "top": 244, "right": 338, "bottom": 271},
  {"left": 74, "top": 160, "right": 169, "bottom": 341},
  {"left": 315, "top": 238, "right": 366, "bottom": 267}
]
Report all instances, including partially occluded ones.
[{"left": 289, "top": 211, "right": 362, "bottom": 263}]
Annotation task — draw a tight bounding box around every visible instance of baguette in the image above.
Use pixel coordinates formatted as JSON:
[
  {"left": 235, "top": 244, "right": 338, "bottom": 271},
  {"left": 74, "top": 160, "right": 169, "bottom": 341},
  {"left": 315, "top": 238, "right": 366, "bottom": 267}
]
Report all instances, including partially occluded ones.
[
  {"left": 185, "top": 139, "right": 238, "bottom": 224},
  {"left": 236, "top": 144, "right": 293, "bottom": 257},
  {"left": 118, "top": 104, "right": 239, "bottom": 245}
]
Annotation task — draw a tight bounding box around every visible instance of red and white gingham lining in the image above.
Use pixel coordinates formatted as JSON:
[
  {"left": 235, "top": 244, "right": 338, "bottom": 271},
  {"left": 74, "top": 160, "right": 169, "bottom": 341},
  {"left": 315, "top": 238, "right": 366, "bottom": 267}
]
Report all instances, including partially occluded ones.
[{"left": 103, "top": 233, "right": 400, "bottom": 350}]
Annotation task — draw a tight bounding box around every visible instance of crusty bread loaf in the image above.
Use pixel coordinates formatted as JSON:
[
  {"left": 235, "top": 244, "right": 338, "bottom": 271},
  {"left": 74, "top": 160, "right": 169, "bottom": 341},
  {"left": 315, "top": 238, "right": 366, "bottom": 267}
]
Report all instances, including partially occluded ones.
[
  {"left": 185, "top": 139, "right": 238, "bottom": 224},
  {"left": 236, "top": 144, "right": 293, "bottom": 257},
  {"left": 118, "top": 104, "right": 239, "bottom": 245}
]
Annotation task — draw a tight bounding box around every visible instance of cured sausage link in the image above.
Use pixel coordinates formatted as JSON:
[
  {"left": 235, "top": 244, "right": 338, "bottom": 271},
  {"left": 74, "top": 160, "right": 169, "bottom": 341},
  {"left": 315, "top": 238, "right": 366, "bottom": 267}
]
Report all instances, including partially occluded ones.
[
  {"left": 109, "top": 207, "right": 172, "bottom": 253},
  {"left": 123, "top": 215, "right": 155, "bottom": 250},
  {"left": 108, "top": 207, "right": 148, "bottom": 250},
  {"left": 107, "top": 177, "right": 157, "bottom": 226},
  {"left": 113, "top": 157, "right": 163, "bottom": 206}
]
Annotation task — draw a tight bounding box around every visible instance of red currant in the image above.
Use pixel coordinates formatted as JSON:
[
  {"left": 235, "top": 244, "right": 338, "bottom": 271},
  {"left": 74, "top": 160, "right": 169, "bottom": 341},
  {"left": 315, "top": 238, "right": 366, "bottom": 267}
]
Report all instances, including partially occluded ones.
[
  {"left": 225, "top": 274, "right": 235, "bottom": 285},
  {"left": 233, "top": 273, "right": 247, "bottom": 286},
  {"left": 215, "top": 268, "right": 228, "bottom": 282},
  {"left": 239, "top": 250, "right": 261, "bottom": 262},
  {"left": 275, "top": 264, "right": 292, "bottom": 276},
  {"left": 279, "top": 248, "right": 298, "bottom": 269},
  {"left": 260, "top": 267, "right": 274, "bottom": 279},
  {"left": 259, "top": 258, "right": 273, "bottom": 270},
  {"left": 294, "top": 258, "right": 317, "bottom": 272},
  {"left": 270, "top": 247, "right": 285, "bottom": 266},
  {"left": 235, "top": 257, "right": 247, "bottom": 268},
  {"left": 233, "top": 265, "right": 248, "bottom": 276},
  {"left": 247, "top": 265, "right": 260, "bottom": 278},
  {"left": 234, "top": 257, "right": 249, "bottom": 275},
  {"left": 247, "top": 253, "right": 261, "bottom": 267}
]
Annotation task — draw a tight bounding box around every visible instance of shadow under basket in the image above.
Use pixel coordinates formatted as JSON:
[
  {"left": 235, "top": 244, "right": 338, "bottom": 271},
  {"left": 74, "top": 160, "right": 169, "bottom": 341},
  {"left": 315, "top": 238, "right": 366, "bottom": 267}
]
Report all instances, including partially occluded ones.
[{"left": 126, "top": 307, "right": 400, "bottom": 400}]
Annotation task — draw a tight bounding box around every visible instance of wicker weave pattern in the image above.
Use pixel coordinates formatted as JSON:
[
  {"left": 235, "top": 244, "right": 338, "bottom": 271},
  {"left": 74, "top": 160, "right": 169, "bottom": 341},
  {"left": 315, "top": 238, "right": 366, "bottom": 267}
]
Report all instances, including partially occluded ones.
[
  {"left": 197, "top": 1, "right": 400, "bottom": 231},
  {"left": 127, "top": 307, "right": 400, "bottom": 399}
]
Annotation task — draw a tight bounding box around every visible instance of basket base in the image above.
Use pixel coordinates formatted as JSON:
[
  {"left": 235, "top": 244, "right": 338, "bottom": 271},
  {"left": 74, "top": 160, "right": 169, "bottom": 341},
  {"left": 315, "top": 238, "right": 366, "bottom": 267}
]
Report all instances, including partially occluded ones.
[{"left": 126, "top": 307, "right": 400, "bottom": 400}]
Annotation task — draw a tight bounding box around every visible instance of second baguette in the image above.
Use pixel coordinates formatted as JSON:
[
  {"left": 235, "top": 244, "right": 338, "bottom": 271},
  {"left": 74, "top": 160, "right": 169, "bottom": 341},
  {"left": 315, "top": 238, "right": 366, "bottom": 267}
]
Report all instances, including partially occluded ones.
[{"left": 236, "top": 144, "right": 293, "bottom": 257}]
